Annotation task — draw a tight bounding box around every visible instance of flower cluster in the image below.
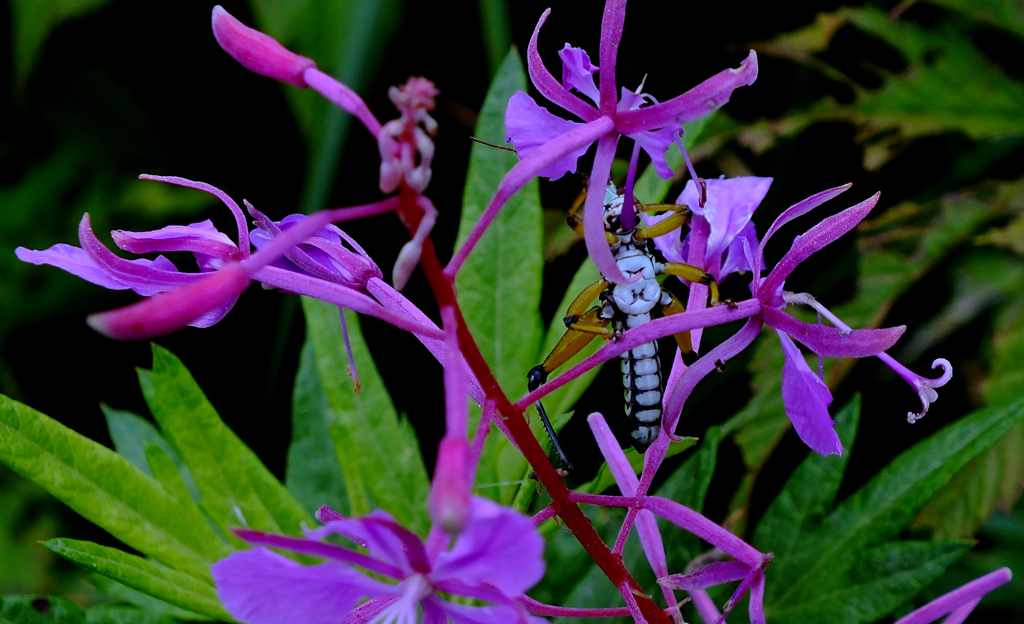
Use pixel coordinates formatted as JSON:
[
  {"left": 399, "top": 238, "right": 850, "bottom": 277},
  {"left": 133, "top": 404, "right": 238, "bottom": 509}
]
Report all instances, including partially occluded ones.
[{"left": 13, "top": 1, "right": 997, "bottom": 624}]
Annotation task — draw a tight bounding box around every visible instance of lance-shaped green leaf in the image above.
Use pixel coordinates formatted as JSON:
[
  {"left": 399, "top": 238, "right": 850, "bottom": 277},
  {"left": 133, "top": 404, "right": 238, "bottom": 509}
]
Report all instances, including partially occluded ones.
[
  {"left": 0, "top": 394, "right": 226, "bottom": 580},
  {"left": 42, "top": 539, "right": 231, "bottom": 621},
  {"left": 141, "top": 344, "right": 311, "bottom": 543},
  {"left": 454, "top": 49, "right": 544, "bottom": 504},
  {"left": 924, "top": 0, "right": 1024, "bottom": 40},
  {"left": 0, "top": 594, "right": 85, "bottom": 624},
  {"left": 285, "top": 340, "right": 350, "bottom": 518},
  {"left": 760, "top": 396, "right": 1024, "bottom": 623},
  {"left": 83, "top": 604, "right": 179, "bottom": 624},
  {"left": 102, "top": 405, "right": 200, "bottom": 501},
  {"left": 301, "top": 299, "right": 430, "bottom": 534},
  {"left": 88, "top": 574, "right": 214, "bottom": 622}
]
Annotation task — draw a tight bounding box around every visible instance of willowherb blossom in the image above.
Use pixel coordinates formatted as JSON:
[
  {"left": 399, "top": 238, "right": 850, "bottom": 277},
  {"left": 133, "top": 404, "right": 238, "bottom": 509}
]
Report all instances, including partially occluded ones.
[
  {"left": 892, "top": 567, "right": 1011, "bottom": 624},
  {"left": 213, "top": 499, "right": 546, "bottom": 624},
  {"left": 446, "top": 0, "right": 758, "bottom": 283}
]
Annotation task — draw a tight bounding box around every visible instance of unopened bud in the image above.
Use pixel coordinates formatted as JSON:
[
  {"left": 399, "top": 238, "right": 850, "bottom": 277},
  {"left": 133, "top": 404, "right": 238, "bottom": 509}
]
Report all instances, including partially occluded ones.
[
  {"left": 428, "top": 436, "right": 473, "bottom": 535},
  {"left": 211, "top": 6, "right": 316, "bottom": 88}
]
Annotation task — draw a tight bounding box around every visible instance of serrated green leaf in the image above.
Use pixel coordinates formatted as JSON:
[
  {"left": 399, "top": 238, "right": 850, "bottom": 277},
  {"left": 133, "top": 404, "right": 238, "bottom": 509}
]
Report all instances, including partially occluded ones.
[
  {"left": 102, "top": 406, "right": 199, "bottom": 501},
  {"left": 768, "top": 540, "right": 972, "bottom": 624},
  {"left": 925, "top": 0, "right": 1024, "bottom": 41},
  {"left": 0, "top": 594, "right": 85, "bottom": 624},
  {"left": 454, "top": 49, "right": 544, "bottom": 504},
  {"left": 88, "top": 574, "right": 213, "bottom": 622},
  {"left": 83, "top": 604, "right": 178, "bottom": 624},
  {"left": 246, "top": 0, "right": 401, "bottom": 212},
  {"left": 763, "top": 397, "right": 1024, "bottom": 623},
  {"left": 301, "top": 299, "right": 430, "bottom": 534},
  {"left": 285, "top": 340, "right": 350, "bottom": 517},
  {"left": 142, "top": 344, "right": 312, "bottom": 543},
  {"left": 42, "top": 539, "right": 230, "bottom": 621},
  {"left": 0, "top": 394, "right": 227, "bottom": 580},
  {"left": 633, "top": 113, "right": 717, "bottom": 205}
]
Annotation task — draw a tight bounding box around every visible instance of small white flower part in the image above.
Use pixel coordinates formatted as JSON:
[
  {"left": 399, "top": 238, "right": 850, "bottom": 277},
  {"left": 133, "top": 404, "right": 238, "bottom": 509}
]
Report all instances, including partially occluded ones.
[{"left": 876, "top": 353, "right": 953, "bottom": 424}]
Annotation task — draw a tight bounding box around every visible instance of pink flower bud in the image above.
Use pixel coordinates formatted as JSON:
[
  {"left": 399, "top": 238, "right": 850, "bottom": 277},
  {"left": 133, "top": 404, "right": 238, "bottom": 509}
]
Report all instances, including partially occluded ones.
[
  {"left": 211, "top": 6, "right": 316, "bottom": 88},
  {"left": 428, "top": 436, "right": 473, "bottom": 535},
  {"left": 87, "top": 264, "right": 250, "bottom": 340}
]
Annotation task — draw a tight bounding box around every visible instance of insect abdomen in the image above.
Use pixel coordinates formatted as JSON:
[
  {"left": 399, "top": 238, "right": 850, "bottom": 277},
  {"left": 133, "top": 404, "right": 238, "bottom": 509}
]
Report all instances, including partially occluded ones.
[{"left": 621, "top": 334, "right": 662, "bottom": 452}]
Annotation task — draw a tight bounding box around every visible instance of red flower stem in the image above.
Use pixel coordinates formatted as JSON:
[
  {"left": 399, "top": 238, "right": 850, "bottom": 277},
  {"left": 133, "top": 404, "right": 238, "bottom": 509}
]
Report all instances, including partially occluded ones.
[{"left": 396, "top": 189, "right": 671, "bottom": 624}]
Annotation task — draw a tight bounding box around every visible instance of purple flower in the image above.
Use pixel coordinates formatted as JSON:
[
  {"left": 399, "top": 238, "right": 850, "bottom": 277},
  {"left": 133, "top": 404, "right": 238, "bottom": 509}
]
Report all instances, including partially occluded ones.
[
  {"left": 892, "top": 567, "right": 1011, "bottom": 624},
  {"left": 212, "top": 498, "right": 545, "bottom": 624},
  {"left": 446, "top": 0, "right": 758, "bottom": 284},
  {"left": 876, "top": 353, "right": 953, "bottom": 423}
]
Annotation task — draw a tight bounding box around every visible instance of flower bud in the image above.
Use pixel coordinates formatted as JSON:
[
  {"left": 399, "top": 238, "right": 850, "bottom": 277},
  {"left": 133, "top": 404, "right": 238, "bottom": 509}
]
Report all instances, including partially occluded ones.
[
  {"left": 428, "top": 436, "right": 473, "bottom": 536},
  {"left": 211, "top": 6, "right": 316, "bottom": 88}
]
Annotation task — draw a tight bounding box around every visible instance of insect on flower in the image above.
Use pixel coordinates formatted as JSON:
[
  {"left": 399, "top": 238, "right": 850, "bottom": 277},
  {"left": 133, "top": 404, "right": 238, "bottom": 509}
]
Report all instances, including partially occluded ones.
[{"left": 528, "top": 182, "right": 721, "bottom": 454}]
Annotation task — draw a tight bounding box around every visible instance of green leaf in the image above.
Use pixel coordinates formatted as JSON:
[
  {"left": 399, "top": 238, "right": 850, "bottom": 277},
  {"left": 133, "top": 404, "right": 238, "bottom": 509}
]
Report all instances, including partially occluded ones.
[
  {"left": 0, "top": 394, "right": 227, "bottom": 580},
  {"left": 42, "top": 539, "right": 230, "bottom": 621},
  {"left": 10, "top": 0, "right": 113, "bottom": 91},
  {"left": 285, "top": 340, "right": 350, "bottom": 517},
  {"left": 301, "top": 299, "right": 430, "bottom": 534},
  {"left": 0, "top": 595, "right": 85, "bottom": 624},
  {"left": 88, "top": 574, "right": 214, "bottom": 621},
  {"left": 454, "top": 49, "right": 545, "bottom": 504},
  {"left": 102, "top": 406, "right": 200, "bottom": 501},
  {"left": 761, "top": 396, "right": 1024, "bottom": 623},
  {"left": 83, "top": 604, "right": 178, "bottom": 624},
  {"left": 142, "top": 344, "right": 312, "bottom": 543},
  {"left": 246, "top": 0, "right": 402, "bottom": 212},
  {"left": 924, "top": 0, "right": 1024, "bottom": 41},
  {"left": 657, "top": 427, "right": 723, "bottom": 570}
]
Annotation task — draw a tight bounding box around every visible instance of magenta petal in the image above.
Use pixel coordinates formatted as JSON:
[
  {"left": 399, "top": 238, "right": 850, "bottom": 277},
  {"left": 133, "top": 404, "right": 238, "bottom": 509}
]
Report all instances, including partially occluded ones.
[
  {"left": 86, "top": 265, "right": 249, "bottom": 340},
  {"left": 583, "top": 135, "right": 631, "bottom": 284},
  {"left": 430, "top": 497, "right": 544, "bottom": 596},
  {"left": 558, "top": 45, "right": 600, "bottom": 105},
  {"left": 643, "top": 497, "right": 763, "bottom": 567},
  {"left": 660, "top": 561, "right": 751, "bottom": 590},
  {"left": 680, "top": 177, "right": 772, "bottom": 262},
  {"left": 16, "top": 244, "right": 135, "bottom": 291},
  {"left": 231, "top": 528, "right": 404, "bottom": 580},
  {"left": 597, "top": 0, "right": 627, "bottom": 113},
  {"left": 777, "top": 330, "right": 841, "bottom": 456},
  {"left": 439, "top": 601, "right": 529, "bottom": 624},
  {"left": 892, "top": 568, "right": 1011, "bottom": 624},
  {"left": 749, "top": 573, "right": 767, "bottom": 624},
  {"left": 763, "top": 307, "right": 905, "bottom": 357},
  {"left": 505, "top": 92, "right": 591, "bottom": 180},
  {"left": 614, "top": 50, "right": 758, "bottom": 133},
  {"left": 211, "top": 6, "right": 316, "bottom": 88},
  {"left": 631, "top": 126, "right": 678, "bottom": 180},
  {"left": 78, "top": 214, "right": 200, "bottom": 292},
  {"left": 139, "top": 175, "right": 250, "bottom": 255},
  {"left": 526, "top": 10, "right": 600, "bottom": 123},
  {"left": 760, "top": 192, "right": 879, "bottom": 302},
  {"left": 757, "top": 183, "right": 851, "bottom": 272},
  {"left": 307, "top": 511, "right": 419, "bottom": 573},
  {"left": 212, "top": 547, "right": 388, "bottom": 624}
]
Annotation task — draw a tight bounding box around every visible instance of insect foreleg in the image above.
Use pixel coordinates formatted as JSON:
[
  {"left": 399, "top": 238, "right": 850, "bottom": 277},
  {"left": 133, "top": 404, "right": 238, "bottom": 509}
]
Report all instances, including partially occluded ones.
[{"left": 661, "top": 262, "right": 721, "bottom": 305}]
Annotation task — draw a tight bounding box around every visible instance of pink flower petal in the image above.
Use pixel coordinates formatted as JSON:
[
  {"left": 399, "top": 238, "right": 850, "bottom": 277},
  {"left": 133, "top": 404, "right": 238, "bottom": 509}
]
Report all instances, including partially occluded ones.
[
  {"left": 597, "top": 0, "right": 627, "bottom": 113},
  {"left": 211, "top": 6, "right": 316, "bottom": 88},
  {"left": 505, "top": 92, "right": 591, "bottom": 180},
  {"left": 558, "top": 45, "right": 600, "bottom": 105},
  {"left": 631, "top": 125, "right": 679, "bottom": 180},
  {"left": 892, "top": 568, "right": 1011, "bottom": 624},
  {"left": 763, "top": 307, "right": 905, "bottom": 357},
  {"left": 660, "top": 561, "right": 751, "bottom": 590},
  {"left": 583, "top": 134, "right": 631, "bottom": 284},
  {"left": 679, "top": 177, "right": 772, "bottom": 262},
  {"left": 212, "top": 547, "right": 389, "bottom": 624},
  {"left": 526, "top": 10, "right": 601, "bottom": 123},
  {"left": 614, "top": 51, "right": 758, "bottom": 134},
  {"left": 139, "top": 175, "right": 250, "bottom": 255},
  {"left": 777, "top": 330, "right": 841, "bottom": 456},
  {"left": 16, "top": 244, "right": 141, "bottom": 292},
  {"left": 430, "top": 497, "right": 544, "bottom": 596},
  {"left": 756, "top": 183, "right": 851, "bottom": 276},
  {"left": 643, "top": 497, "right": 763, "bottom": 566},
  {"left": 760, "top": 192, "right": 879, "bottom": 303}
]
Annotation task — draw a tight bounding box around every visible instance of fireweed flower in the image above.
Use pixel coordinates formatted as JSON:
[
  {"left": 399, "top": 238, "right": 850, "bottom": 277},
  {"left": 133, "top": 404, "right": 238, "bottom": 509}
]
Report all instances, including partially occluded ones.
[
  {"left": 212, "top": 499, "right": 545, "bottom": 624},
  {"left": 446, "top": 0, "right": 758, "bottom": 284},
  {"left": 892, "top": 567, "right": 1011, "bottom": 624}
]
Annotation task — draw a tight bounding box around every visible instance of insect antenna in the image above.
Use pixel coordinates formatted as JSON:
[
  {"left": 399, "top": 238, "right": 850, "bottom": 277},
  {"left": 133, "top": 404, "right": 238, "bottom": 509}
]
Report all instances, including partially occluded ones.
[
  {"left": 469, "top": 136, "right": 517, "bottom": 152},
  {"left": 533, "top": 399, "right": 574, "bottom": 473}
]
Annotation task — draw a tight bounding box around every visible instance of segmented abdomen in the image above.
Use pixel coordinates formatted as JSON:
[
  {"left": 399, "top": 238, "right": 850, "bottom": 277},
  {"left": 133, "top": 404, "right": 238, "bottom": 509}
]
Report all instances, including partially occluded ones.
[{"left": 620, "top": 312, "right": 662, "bottom": 451}]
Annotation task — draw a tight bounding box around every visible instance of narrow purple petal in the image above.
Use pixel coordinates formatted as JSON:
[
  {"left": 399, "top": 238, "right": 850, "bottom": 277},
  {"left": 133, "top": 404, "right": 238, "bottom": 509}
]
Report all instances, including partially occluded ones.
[
  {"left": 618, "top": 580, "right": 648, "bottom": 624},
  {"left": 422, "top": 598, "right": 448, "bottom": 624},
  {"left": 631, "top": 126, "right": 678, "bottom": 180},
  {"left": 749, "top": 574, "right": 766, "bottom": 624},
  {"left": 662, "top": 314, "right": 763, "bottom": 436},
  {"left": 558, "top": 45, "right": 600, "bottom": 105},
  {"left": 316, "top": 505, "right": 346, "bottom": 523},
  {"left": 760, "top": 193, "right": 879, "bottom": 303},
  {"left": 587, "top": 413, "right": 639, "bottom": 494},
  {"left": 527, "top": 10, "right": 601, "bottom": 122},
  {"left": 447, "top": 116, "right": 614, "bottom": 277},
  {"left": 303, "top": 67, "right": 383, "bottom": 138},
  {"left": 343, "top": 595, "right": 400, "bottom": 624},
  {"left": 615, "top": 51, "right": 758, "bottom": 134},
  {"left": 643, "top": 497, "right": 763, "bottom": 567},
  {"left": 212, "top": 547, "right": 389, "bottom": 624},
  {"left": 211, "top": 6, "right": 316, "bottom": 88},
  {"left": 684, "top": 216, "right": 711, "bottom": 351},
  {"left": 112, "top": 220, "right": 236, "bottom": 253},
  {"left": 636, "top": 509, "right": 677, "bottom": 611},
  {"left": 719, "top": 224, "right": 762, "bottom": 280},
  {"left": 777, "top": 330, "right": 842, "bottom": 456},
  {"left": 366, "top": 278, "right": 486, "bottom": 405},
  {"left": 756, "top": 183, "right": 851, "bottom": 274},
  {"left": 78, "top": 215, "right": 201, "bottom": 292},
  {"left": 660, "top": 561, "right": 751, "bottom": 591},
  {"left": 16, "top": 244, "right": 136, "bottom": 292},
  {"left": 598, "top": 0, "right": 627, "bottom": 114},
  {"left": 505, "top": 92, "right": 590, "bottom": 180},
  {"left": 430, "top": 497, "right": 544, "bottom": 596},
  {"left": 442, "top": 305, "right": 468, "bottom": 438},
  {"left": 440, "top": 601, "right": 529, "bottom": 624},
  {"left": 892, "top": 568, "right": 1011, "bottom": 624},
  {"left": 679, "top": 177, "right": 772, "bottom": 262},
  {"left": 307, "top": 511, "right": 424, "bottom": 574},
  {"left": 584, "top": 134, "right": 630, "bottom": 284},
  {"left": 139, "top": 175, "right": 250, "bottom": 256},
  {"left": 86, "top": 265, "right": 249, "bottom": 340},
  {"left": 763, "top": 307, "right": 905, "bottom": 357},
  {"left": 690, "top": 589, "right": 723, "bottom": 624},
  {"left": 231, "top": 528, "right": 404, "bottom": 580},
  {"left": 429, "top": 437, "right": 473, "bottom": 535}
]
